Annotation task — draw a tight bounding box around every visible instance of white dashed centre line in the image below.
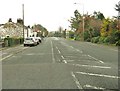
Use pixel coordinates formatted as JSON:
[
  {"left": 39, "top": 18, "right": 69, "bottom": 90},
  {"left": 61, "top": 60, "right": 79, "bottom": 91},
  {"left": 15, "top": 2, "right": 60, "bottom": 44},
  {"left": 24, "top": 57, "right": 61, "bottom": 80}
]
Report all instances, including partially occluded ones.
[{"left": 51, "top": 41, "right": 55, "bottom": 63}]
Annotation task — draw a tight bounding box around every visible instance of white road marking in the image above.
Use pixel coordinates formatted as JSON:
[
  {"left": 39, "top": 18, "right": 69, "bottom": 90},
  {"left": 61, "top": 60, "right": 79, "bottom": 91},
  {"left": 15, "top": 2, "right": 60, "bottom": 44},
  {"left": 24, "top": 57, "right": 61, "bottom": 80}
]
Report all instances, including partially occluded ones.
[
  {"left": 63, "top": 60, "right": 67, "bottom": 63},
  {"left": 83, "top": 84, "right": 105, "bottom": 89},
  {"left": 76, "top": 71, "right": 120, "bottom": 79},
  {"left": 71, "top": 72, "right": 83, "bottom": 89},
  {"left": 73, "top": 64, "right": 111, "bottom": 69},
  {"left": 51, "top": 41, "right": 55, "bottom": 63},
  {"left": 26, "top": 53, "right": 44, "bottom": 55},
  {"left": 26, "top": 53, "right": 34, "bottom": 55},
  {"left": 75, "top": 49, "right": 83, "bottom": 53},
  {"left": 87, "top": 55, "right": 104, "bottom": 63},
  {"left": 0, "top": 54, "right": 13, "bottom": 61},
  {"left": 61, "top": 55, "right": 65, "bottom": 59},
  {"left": 58, "top": 50, "right": 61, "bottom": 54}
]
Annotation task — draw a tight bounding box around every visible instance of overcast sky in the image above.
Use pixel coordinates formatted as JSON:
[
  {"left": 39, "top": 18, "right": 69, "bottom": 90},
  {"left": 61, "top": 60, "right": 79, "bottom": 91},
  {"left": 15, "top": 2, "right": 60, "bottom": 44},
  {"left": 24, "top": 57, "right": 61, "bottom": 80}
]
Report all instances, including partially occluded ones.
[{"left": 0, "top": 0, "right": 119, "bottom": 31}]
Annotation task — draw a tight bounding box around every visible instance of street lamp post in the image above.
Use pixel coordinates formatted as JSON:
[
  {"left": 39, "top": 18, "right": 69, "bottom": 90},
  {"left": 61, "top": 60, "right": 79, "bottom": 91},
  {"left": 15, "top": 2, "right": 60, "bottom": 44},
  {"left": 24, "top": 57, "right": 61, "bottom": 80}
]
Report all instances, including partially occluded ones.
[{"left": 74, "top": 3, "right": 85, "bottom": 41}]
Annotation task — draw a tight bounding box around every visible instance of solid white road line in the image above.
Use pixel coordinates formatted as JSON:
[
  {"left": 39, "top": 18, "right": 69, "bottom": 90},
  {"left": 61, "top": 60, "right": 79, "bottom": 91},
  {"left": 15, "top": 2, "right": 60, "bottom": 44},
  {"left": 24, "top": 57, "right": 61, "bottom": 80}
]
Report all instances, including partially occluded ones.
[
  {"left": 51, "top": 41, "right": 55, "bottom": 63},
  {"left": 71, "top": 72, "right": 83, "bottom": 89},
  {"left": 83, "top": 84, "right": 105, "bottom": 89},
  {"left": 76, "top": 71, "right": 120, "bottom": 79},
  {"left": 73, "top": 64, "right": 111, "bottom": 69},
  {"left": 87, "top": 55, "right": 104, "bottom": 63}
]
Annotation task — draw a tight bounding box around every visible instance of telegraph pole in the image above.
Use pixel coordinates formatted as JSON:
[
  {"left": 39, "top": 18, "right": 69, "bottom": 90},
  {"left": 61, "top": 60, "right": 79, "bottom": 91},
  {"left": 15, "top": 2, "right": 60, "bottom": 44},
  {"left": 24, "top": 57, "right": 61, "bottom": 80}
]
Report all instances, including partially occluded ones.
[{"left": 22, "top": 4, "right": 24, "bottom": 39}]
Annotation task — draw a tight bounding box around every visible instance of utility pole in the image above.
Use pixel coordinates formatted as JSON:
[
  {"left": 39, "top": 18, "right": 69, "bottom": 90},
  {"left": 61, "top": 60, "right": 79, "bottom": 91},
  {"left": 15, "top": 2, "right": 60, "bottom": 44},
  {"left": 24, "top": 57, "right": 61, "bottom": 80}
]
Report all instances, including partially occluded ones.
[
  {"left": 118, "top": 1, "right": 120, "bottom": 30},
  {"left": 22, "top": 4, "right": 24, "bottom": 39}
]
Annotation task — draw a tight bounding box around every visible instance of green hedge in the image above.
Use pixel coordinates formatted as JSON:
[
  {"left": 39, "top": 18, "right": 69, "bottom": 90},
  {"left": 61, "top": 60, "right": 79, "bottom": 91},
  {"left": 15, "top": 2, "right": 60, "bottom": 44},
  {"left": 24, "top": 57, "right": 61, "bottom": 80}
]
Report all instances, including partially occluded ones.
[{"left": 4, "top": 37, "right": 24, "bottom": 47}]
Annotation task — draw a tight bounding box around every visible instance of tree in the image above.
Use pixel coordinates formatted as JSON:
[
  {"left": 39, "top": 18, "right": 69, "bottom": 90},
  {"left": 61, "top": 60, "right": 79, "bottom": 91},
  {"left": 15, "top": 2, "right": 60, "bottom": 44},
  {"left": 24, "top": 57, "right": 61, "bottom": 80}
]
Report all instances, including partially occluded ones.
[
  {"left": 115, "top": 2, "right": 120, "bottom": 13},
  {"left": 115, "top": 2, "right": 120, "bottom": 30},
  {"left": 32, "top": 24, "right": 48, "bottom": 37},
  {"left": 68, "top": 10, "right": 82, "bottom": 31},
  {"left": 93, "top": 11, "right": 105, "bottom": 20}
]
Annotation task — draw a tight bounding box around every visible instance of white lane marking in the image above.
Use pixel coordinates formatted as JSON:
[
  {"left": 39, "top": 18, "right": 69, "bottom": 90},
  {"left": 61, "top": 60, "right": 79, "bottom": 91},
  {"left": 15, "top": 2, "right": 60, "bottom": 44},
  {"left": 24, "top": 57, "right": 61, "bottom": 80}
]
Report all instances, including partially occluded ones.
[
  {"left": 83, "top": 84, "right": 105, "bottom": 89},
  {"left": 63, "top": 60, "right": 67, "bottom": 64},
  {"left": 0, "top": 54, "right": 13, "bottom": 61},
  {"left": 61, "top": 55, "right": 65, "bottom": 59},
  {"left": 75, "top": 49, "right": 83, "bottom": 53},
  {"left": 65, "top": 60, "right": 74, "bottom": 62},
  {"left": 71, "top": 72, "right": 83, "bottom": 89},
  {"left": 76, "top": 71, "right": 120, "bottom": 79},
  {"left": 73, "top": 64, "right": 111, "bottom": 69},
  {"left": 87, "top": 55, "right": 104, "bottom": 63},
  {"left": 51, "top": 41, "right": 55, "bottom": 63},
  {"left": 58, "top": 50, "right": 61, "bottom": 54},
  {"left": 26, "top": 53, "right": 44, "bottom": 55}
]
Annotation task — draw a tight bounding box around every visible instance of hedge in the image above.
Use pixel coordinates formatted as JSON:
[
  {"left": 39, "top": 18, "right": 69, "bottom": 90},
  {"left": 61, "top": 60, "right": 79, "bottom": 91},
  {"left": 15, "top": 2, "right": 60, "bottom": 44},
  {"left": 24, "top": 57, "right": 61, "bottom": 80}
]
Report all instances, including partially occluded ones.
[{"left": 4, "top": 37, "right": 24, "bottom": 47}]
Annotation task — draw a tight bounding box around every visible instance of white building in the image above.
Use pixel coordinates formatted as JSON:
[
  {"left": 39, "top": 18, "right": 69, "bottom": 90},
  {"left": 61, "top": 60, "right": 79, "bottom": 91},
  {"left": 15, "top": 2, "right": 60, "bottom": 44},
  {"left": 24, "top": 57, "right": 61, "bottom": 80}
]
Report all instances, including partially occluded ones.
[{"left": 0, "top": 21, "right": 33, "bottom": 39}]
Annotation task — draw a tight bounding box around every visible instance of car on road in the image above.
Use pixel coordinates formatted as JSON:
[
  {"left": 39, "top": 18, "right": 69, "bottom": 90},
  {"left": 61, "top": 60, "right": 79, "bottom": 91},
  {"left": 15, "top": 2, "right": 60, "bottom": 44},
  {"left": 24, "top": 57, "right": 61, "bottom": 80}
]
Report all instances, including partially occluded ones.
[
  {"left": 34, "top": 37, "right": 42, "bottom": 44},
  {"left": 24, "top": 37, "right": 37, "bottom": 47}
]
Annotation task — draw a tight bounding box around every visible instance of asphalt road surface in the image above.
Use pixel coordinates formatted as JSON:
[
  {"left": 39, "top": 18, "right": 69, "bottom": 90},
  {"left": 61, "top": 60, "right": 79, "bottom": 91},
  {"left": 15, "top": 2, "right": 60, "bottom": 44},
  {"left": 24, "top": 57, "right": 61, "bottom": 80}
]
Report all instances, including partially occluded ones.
[{"left": 1, "top": 37, "right": 119, "bottom": 90}]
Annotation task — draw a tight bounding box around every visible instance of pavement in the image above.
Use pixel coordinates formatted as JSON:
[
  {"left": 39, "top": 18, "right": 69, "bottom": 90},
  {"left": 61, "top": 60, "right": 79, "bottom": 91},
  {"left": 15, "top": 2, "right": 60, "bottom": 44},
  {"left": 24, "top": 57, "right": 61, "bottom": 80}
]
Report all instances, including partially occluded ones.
[{"left": 1, "top": 37, "right": 119, "bottom": 90}]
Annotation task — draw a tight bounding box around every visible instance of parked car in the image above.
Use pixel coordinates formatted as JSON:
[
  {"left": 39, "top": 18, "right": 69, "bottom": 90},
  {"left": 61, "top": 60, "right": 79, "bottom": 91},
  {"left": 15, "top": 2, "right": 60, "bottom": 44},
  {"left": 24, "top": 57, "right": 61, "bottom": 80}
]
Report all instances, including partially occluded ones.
[
  {"left": 24, "top": 37, "right": 37, "bottom": 47},
  {"left": 35, "top": 37, "right": 42, "bottom": 44}
]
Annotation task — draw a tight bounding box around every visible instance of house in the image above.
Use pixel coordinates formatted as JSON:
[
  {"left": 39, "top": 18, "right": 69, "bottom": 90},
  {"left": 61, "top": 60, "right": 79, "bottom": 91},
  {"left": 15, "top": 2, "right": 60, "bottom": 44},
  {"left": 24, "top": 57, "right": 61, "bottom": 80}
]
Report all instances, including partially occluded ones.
[{"left": 0, "top": 18, "right": 33, "bottom": 39}]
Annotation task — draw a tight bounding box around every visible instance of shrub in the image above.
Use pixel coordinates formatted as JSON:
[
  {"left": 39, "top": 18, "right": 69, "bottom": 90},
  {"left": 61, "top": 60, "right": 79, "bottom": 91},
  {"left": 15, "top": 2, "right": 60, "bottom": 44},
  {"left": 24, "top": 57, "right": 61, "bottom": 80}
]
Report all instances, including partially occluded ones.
[
  {"left": 109, "top": 36, "right": 116, "bottom": 44},
  {"left": 116, "top": 40, "right": 120, "bottom": 46},
  {"left": 98, "top": 37, "right": 105, "bottom": 43},
  {"left": 4, "top": 37, "right": 24, "bottom": 47},
  {"left": 91, "top": 36, "right": 100, "bottom": 43},
  {"left": 74, "top": 35, "right": 81, "bottom": 41},
  {"left": 103, "top": 36, "right": 110, "bottom": 43}
]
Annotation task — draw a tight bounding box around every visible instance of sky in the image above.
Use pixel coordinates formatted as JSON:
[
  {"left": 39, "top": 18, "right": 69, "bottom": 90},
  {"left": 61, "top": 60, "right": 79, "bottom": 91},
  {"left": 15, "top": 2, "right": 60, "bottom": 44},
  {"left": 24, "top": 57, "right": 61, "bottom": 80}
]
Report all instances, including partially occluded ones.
[{"left": 0, "top": 0, "right": 119, "bottom": 31}]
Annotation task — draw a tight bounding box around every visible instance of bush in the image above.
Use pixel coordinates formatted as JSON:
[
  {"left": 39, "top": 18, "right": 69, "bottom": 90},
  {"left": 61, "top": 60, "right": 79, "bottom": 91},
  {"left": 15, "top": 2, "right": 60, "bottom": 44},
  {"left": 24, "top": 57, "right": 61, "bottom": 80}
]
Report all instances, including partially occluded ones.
[
  {"left": 109, "top": 36, "right": 116, "bottom": 44},
  {"left": 74, "top": 35, "right": 81, "bottom": 41},
  {"left": 98, "top": 37, "right": 105, "bottom": 43},
  {"left": 91, "top": 36, "right": 100, "bottom": 43},
  {"left": 84, "top": 31, "right": 90, "bottom": 41},
  {"left": 103, "top": 36, "right": 110, "bottom": 43},
  {"left": 116, "top": 40, "right": 120, "bottom": 46}
]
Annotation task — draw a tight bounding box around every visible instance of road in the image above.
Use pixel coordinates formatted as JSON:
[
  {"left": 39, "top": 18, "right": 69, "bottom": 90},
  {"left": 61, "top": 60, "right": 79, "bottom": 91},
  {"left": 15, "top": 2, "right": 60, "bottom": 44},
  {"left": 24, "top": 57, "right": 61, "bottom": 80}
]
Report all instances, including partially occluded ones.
[{"left": 1, "top": 37, "right": 119, "bottom": 90}]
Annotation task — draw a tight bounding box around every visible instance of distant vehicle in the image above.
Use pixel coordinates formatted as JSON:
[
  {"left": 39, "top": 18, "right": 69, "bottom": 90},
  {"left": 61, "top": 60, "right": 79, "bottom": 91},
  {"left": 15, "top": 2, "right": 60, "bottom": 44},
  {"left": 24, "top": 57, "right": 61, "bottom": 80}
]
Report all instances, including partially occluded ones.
[{"left": 24, "top": 37, "right": 37, "bottom": 47}]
